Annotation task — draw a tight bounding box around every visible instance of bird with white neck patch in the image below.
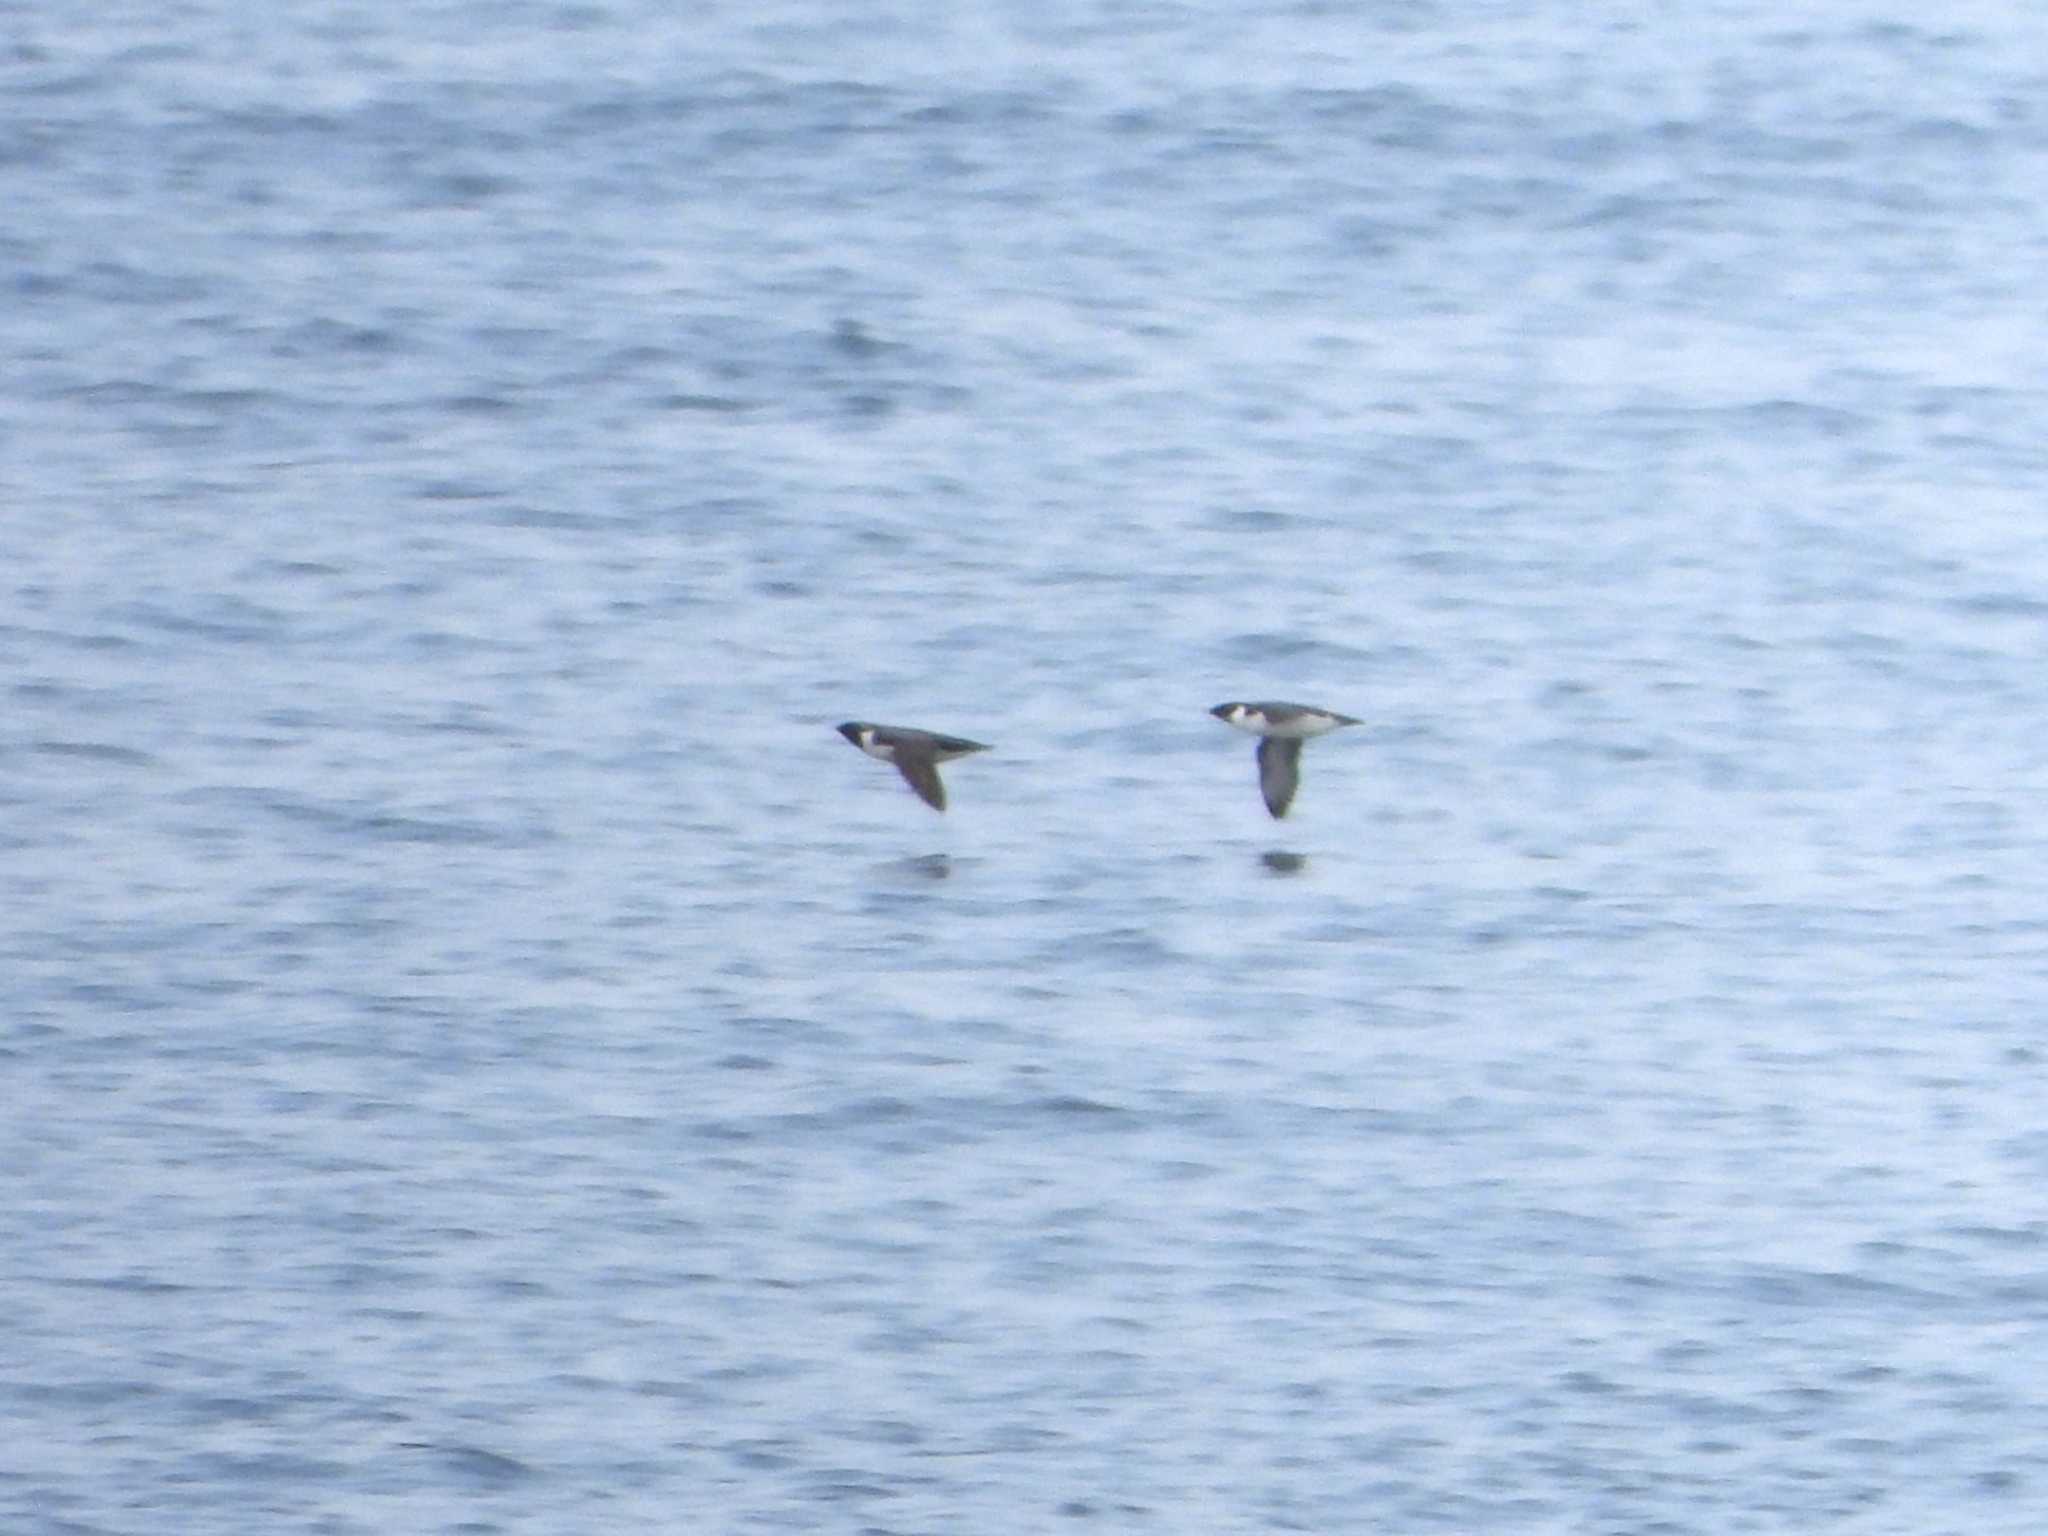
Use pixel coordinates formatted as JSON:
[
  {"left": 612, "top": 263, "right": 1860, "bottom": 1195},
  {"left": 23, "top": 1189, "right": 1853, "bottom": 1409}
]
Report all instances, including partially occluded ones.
[
  {"left": 836, "top": 722, "right": 991, "bottom": 812},
  {"left": 1209, "top": 701, "right": 1361, "bottom": 818}
]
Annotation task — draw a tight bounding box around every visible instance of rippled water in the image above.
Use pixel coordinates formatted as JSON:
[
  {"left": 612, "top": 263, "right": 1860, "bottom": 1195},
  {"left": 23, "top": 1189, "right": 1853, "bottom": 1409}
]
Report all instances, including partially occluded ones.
[{"left": 10, "top": 3, "right": 2048, "bottom": 1531}]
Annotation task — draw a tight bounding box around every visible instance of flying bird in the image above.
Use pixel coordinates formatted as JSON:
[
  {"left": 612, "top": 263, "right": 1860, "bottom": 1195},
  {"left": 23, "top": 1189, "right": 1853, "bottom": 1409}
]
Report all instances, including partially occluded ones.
[
  {"left": 837, "top": 722, "right": 991, "bottom": 812},
  {"left": 1209, "top": 701, "right": 1361, "bottom": 818}
]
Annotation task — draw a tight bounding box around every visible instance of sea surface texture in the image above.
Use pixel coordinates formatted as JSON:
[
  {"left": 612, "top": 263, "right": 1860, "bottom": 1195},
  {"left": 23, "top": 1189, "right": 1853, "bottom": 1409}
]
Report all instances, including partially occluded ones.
[{"left": 10, "top": 3, "right": 2048, "bottom": 1532}]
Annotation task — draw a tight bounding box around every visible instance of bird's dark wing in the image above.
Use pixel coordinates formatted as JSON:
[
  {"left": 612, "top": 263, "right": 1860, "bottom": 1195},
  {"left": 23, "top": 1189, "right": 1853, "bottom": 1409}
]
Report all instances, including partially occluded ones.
[
  {"left": 894, "top": 749, "right": 948, "bottom": 812},
  {"left": 1256, "top": 736, "right": 1303, "bottom": 819}
]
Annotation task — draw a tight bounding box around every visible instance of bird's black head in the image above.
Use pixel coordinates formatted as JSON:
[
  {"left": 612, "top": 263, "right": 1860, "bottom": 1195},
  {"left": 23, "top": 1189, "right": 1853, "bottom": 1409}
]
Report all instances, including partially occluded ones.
[{"left": 835, "top": 722, "right": 864, "bottom": 745}]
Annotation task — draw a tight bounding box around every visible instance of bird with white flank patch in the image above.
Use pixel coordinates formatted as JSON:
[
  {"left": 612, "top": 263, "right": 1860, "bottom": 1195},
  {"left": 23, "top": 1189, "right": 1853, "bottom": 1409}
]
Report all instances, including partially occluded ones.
[
  {"left": 1209, "top": 701, "right": 1361, "bottom": 818},
  {"left": 836, "top": 722, "right": 991, "bottom": 812}
]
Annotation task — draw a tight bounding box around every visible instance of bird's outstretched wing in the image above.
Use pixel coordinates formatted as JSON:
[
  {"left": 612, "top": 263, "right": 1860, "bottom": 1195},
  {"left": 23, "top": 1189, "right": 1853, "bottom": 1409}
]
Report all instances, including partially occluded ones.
[
  {"left": 1256, "top": 736, "right": 1303, "bottom": 819},
  {"left": 894, "top": 749, "right": 947, "bottom": 812}
]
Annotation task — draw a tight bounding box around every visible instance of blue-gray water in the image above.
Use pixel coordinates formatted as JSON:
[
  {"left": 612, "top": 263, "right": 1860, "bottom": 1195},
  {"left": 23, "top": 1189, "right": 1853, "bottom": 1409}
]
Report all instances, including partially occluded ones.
[{"left": 10, "top": 4, "right": 2048, "bottom": 1531}]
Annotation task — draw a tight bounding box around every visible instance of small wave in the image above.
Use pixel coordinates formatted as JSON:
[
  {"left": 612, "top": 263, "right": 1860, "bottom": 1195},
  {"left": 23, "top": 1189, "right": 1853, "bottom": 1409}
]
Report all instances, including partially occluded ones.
[
  {"left": 1222, "top": 630, "right": 1377, "bottom": 663},
  {"left": 396, "top": 1442, "right": 535, "bottom": 1485},
  {"left": 31, "top": 739, "right": 156, "bottom": 767},
  {"left": 1949, "top": 592, "right": 2048, "bottom": 619},
  {"left": 1030, "top": 1094, "right": 1129, "bottom": 1117},
  {"left": 117, "top": 596, "right": 290, "bottom": 645},
  {"left": 651, "top": 391, "right": 758, "bottom": 413},
  {"left": 183, "top": 786, "right": 536, "bottom": 848}
]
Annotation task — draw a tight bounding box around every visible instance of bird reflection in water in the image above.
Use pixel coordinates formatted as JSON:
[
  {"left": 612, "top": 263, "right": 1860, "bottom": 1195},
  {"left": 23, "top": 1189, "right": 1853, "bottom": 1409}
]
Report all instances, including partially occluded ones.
[{"left": 1260, "top": 850, "right": 1308, "bottom": 876}]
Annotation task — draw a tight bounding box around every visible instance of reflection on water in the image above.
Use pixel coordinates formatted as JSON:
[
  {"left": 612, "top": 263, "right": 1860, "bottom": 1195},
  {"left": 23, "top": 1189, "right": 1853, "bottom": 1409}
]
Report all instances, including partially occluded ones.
[{"left": 1260, "top": 850, "right": 1308, "bottom": 876}]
